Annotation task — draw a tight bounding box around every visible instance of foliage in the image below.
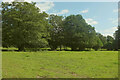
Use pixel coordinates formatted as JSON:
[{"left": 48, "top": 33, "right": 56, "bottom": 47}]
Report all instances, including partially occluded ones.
[
  {"left": 93, "top": 36, "right": 103, "bottom": 51},
  {"left": 47, "top": 15, "right": 64, "bottom": 50},
  {"left": 2, "top": 2, "right": 49, "bottom": 51},
  {"left": 2, "top": 2, "right": 117, "bottom": 51},
  {"left": 63, "top": 15, "right": 98, "bottom": 50},
  {"left": 113, "top": 26, "right": 120, "bottom": 50},
  {"left": 104, "top": 36, "right": 114, "bottom": 50},
  {"left": 96, "top": 33, "right": 107, "bottom": 48}
]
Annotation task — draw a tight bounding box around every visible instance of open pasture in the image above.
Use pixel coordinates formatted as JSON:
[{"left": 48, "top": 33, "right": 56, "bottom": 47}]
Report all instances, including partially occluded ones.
[{"left": 2, "top": 51, "right": 118, "bottom": 78}]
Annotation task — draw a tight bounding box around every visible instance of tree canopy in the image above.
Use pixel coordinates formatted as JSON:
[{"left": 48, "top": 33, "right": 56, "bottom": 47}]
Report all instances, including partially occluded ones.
[
  {"left": 2, "top": 2, "right": 49, "bottom": 51},
  {"left": 2, "top": 2, "right": 118, "bottom": 51}
]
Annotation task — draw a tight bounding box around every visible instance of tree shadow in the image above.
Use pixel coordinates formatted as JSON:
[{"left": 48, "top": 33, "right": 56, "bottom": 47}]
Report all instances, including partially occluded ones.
[{"left": 2, "top": 49, "right": 19, "bottom": 52}]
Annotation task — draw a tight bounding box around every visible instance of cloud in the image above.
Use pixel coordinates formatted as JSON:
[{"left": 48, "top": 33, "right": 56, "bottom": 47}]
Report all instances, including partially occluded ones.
[
  {"left": 35, "top": 2, "right": 54, "bottom": 12},
  {"left": 100, "top": 18, "right": 118, "bottom": 37},
  {"left": 103, "top": 27, "right": 117, "bottom": 33},
  {"left": 80, "top": 9, "right": 88, "bottom": 13},
  {"left": 85, "top": 18, "right": 98, "bottom": 25},
  {"left": 3, "top": 0, "right": 14, "bottom": 2},
  {"left": 50, "top": 9, "right": 69, "bottom": 15},
  {"left": 3, "top": 0, "right": 43, "bottom": 2},
  {"left": 2, "top": 0, "right": 55, "bottom": 12},
  {"left": 100, "top": 27, "right": 117, "bottom": 37},
  {"left": 113, "top": 8, "right": 120, "bottom": 13},
  {"left": 102, "top": 33, "right": 113, "bottom": 37},
  {"left": 57, "top": 9, "right": 69, "bottom": 15},
  {"left": 2, "top": 0, "right": 68, "bottom": 15},
  {"left": 113, "top": 9, "right": 118, "bottom": 13},
  {"left": 109, "top": 18, "right": 118, "bottom": 26}
]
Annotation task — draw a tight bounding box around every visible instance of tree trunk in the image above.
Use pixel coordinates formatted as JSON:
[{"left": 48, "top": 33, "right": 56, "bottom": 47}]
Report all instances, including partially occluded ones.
[
  {"left": 50, "top": 46, "right": 57, "bottom": 51},
  {"left": 79, "top": 47, "right": 85, "bottom": 51},
  {"left": 60, "top": 45, "right": 62, "bottom": 51},
  {"left": 71, "top": 47, "right": 77, "bottom": 51},
  {"left": 18, "top": 46, "right": 24, "bottom": 51}
]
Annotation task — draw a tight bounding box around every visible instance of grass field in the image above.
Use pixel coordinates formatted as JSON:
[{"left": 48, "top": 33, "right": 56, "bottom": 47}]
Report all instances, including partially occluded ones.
[{"left": 2, "top": 51, "right": 118, "bottom": 78}]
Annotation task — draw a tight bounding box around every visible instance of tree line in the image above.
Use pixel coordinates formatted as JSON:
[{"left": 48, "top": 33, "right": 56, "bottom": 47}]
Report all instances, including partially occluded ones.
[{"left": 1, "top": 2, "right": 120, "bottom": 51}]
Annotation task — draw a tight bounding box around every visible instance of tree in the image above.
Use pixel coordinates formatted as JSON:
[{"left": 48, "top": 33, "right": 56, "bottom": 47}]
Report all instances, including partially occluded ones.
[
  {"left": 96, "top": 33, "right": 107, "bottom": 49},
  {"left": 104, "top": 35, "right": 114, "bottom": 50},
  {"left": 85, "top": 25, "right": 98, "bottom": 50},
  {"left": 113, "top": 26, "right": 120, "bottom": 50},
  {"left": 63, "top": 14, "right": 96, "bottom": 51},
  {"left": 48, "top": 14, "right": 64, "bottom": 50},
  {"left": 2, "top": 2, "right": 49, "bottom": 51},
  {"left": 93, "top": 36, "right": 103, "bottom": 51}
]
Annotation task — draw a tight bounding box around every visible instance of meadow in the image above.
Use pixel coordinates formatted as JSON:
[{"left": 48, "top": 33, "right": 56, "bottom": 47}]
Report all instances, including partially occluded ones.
[{"left": 2, "top": 51, "right": 118, "bottom": 78}]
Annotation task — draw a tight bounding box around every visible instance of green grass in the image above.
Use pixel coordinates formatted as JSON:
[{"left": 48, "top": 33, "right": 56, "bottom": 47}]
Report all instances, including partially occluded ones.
[
  {"left": 0, "top": 51, "right": 1, "bottom": 80},
  {"left": 2, "top": 51, "right": 118, "bottom": 78}
]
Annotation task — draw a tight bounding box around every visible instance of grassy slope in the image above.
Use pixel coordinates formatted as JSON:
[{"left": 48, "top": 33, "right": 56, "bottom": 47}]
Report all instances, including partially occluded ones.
[{"left": 2, "top": 51, "right": 118, "bottom": 78}]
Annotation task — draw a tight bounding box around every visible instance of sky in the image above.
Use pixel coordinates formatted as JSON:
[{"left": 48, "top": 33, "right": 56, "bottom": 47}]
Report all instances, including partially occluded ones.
[
  {"left": 36, "top": 2, "right": 118, "bottom": 37},
  {"left": 1, "top": 0, "right": 119, "bottom": 37}
]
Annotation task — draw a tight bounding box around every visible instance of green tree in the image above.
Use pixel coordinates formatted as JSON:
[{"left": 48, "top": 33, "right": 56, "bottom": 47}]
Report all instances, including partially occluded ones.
[
  {"left": 63, "top": 14, "right": 96, "bottom": 51},
  {"left": 104, "top": 35, "right": 114, "bottom": 50},
  {"left": 113, "top": 26, "right": 120, "bottom": 50},
  {"left": 2, "top": 2, "right": 49, "bottom": 51},
  {"left": 85, "top": 25, "right": 97, "bottom": 50},
  {"left": 93, "top": 36, "right": 103, "bottom": 51},
  {"left": 96, "top": 33, "right": 107, "bottom": 49},
  {"left": 47, "top": 14, "right": 64, "bottom": 50}
]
